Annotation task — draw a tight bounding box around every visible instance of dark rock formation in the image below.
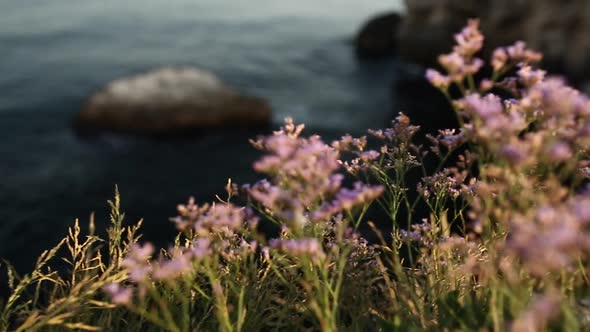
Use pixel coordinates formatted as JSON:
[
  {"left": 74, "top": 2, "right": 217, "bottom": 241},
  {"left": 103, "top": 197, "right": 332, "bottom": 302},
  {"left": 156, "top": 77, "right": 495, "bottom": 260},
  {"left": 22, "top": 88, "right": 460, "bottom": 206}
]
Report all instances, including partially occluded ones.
[
  {"left": 397, "top": 0, "right": 590, "bottom": 83},
  {"left": 354, "top": 12, "right": 402, "bottom": 60},
  {"left": 392, "top": 69, "right": 458, "bottom": 143}
]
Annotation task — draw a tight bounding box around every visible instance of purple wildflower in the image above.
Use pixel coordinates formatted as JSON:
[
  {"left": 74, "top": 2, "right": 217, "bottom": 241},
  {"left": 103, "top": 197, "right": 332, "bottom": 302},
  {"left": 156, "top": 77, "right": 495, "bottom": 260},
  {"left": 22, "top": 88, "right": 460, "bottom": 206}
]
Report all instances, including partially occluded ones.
[
  {"left": 435, "top": 20, "right": 484, "bottom": 85},
  {"left": 479, "top": 79, "right": 494, "bottom": 92},
  {"left": 360, "top": 150, "right": 380, "bottom": 162},
  {"left": 194, "top": 203, "right": 254, "bottom": 236},
  {"left": 517, "top": 66, "right": 546, "bottom": 87},
  {"left": 269, "top": 238, "right": 326, "bottom": 263},
  {"left": 505, "top": 41, "right": 543, "bottom": 65},
  {"left": 425, "top": 69, "right": 451, "bottom": 90},
  {"left": 461, "top": 93, "right": 526, "bottom": 144},
  {"left": 312, "top": 182, "right": 384, "bottom": 222},
  {"left": 419, "top": 171, "right": 464, "bottom": 201},
  {"left": 452, "top": 19, "right": 484, "bottom": 57},
  {"left": 172, "top": 197, "right": 210, "bottom": 231},
  {"left": 501, "top": 142, "right": 529, "bottom": 166},
  {"left": 529, "top": 78, "right": 588, "bottom": 117},
  {"left": 511, "top": 292, "right": 562, "bottom": 332},
  {"left": 332, "top": 134, "right": 367, "bottom": 152},
  {"left": 103, "top": 283, "right": 132, "bottom": 305},
  {"left": 122, "top": 243, "right": 154, "bottom": 283},
  {"left": 491, "top": 48, "right": 508, "bottom": 72},
  {"left": 173, "top": 198, "right": 257, "bottom": 237},
  {"left": 152, "top": 248, "right": 193, "bottom": 281},
  {"left": 248, "top": 118, "right": 383, "bottom": 228},
  {"left": 369, "top": 113, "right": 420, "bottom": 145},
  {"left": 491, "top": 41, "right": 541, "bottom": 75},
  {"left": 506, "top": 192, "right": 590, "bottom": 276},
  {"left": 427, "top": 128, "right": 467, "bottom": 156},
  {"left": 191, "top": 237, "right": 212, "bottom": 259},
  {"left": 546, "top": 141, "right": 573, "bottom": 162},
  {"left": 462, "top": 93, "right": 503, "bottom": 118}
]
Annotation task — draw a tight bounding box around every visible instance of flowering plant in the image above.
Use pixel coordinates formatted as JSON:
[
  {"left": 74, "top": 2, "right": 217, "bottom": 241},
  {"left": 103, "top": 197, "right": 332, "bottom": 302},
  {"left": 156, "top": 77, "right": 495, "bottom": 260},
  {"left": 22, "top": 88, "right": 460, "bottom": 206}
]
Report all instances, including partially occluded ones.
[{"left": 2, "top": 19, "right": 590, "bottom": 331}]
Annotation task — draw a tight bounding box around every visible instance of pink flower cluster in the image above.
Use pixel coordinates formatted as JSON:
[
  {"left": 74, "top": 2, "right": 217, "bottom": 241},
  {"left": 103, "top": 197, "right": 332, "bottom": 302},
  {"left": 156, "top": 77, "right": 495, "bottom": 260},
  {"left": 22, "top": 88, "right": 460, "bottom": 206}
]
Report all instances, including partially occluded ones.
[
  {"left": 120, "top": 242, "right": 198, "bottom": 284},
  {"left": 510, "top": 292, "right": 562, "bottom": 332},
  {"left": 426, "top": 18, "right": 543, "bottom": 94},
  {"left": 426, "top": 19, "right": 484, "bottom": 89},
  {"left": 367, "top": 113, "right": 420, "bottom": 147},
  {"left": 103, "top": 282, "right": 132, "bottom": 305},
  {"left": 426, "top": 128, "right": 466, "bottom": 156},
  {"left": 460, "top": 93, "right": 528, "bottom": 162},
  {"left": 491, "top": 41, "right": 542, "bottom": 73},
  {"left": 399, "top": 219, "right": 432, "bottom": 246},
  {"left": 248, "top": 118, "right": 383, "bottom": 227},
  {"left": 331, "top": 133, "right": 377, "bottom": 175},
  {"left": 172, "top": 197, "right": 258, "bottom": 236},
  {"left": 122, "top": 243, "right": 155, "bottom": 283},
  {"left": 417, "top": 171, "right": 464, "bottom": 201},
  {"left": 454, "top": 67, "right": 590, "bottom": 168},
  {"left": 103, "top": 198, "right": 262, "bottom": 306},
  {"left": 103, "top": 243, "right": 156, "bottom": 305},
  {"left": 506, "top": 191, "right": 590, "bottom": 276},
  {"left": 269, "top": 237, "right": 326, "bottom": 264},
  {"left": 312, "top": 182, "right": 384, "bottom": 222},
  {"left": 331, "top": 113, "right": 422, "bottom": 176}
]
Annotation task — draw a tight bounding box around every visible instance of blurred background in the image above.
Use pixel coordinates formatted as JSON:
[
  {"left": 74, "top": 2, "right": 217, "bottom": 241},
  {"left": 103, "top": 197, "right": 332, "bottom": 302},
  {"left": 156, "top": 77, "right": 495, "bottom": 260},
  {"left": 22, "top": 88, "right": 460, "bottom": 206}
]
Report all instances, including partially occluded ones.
[
  {"left": 0, "top": 0, "right": 404, "bottom": 272},
  {"left": 2, "top": 0, "right": 589, "bottom": 273}
]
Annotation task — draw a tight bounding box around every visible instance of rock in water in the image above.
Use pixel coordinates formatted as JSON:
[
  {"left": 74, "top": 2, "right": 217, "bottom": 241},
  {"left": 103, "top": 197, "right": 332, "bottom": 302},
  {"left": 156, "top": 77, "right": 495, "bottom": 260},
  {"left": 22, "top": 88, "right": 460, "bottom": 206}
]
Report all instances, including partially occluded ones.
[
  {"left": 74, "top": 67, "right": 272, "bottom": 136},
  {"left": 354, "top": 12, "right": 402, "bottom": 60},
  {"left": 397, "top": 0, "right": 590, "bottom": 84},
  {"left": 396, "top": 0, "right": 480, "bottom": 67}
]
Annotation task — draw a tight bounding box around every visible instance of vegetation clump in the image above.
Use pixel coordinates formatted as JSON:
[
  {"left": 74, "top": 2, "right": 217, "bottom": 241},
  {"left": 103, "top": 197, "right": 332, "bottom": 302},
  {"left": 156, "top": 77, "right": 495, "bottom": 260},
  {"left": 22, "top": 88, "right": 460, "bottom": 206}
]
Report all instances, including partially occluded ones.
[{"left": 2, "top": 19, "right": 590, "bottom": 331}]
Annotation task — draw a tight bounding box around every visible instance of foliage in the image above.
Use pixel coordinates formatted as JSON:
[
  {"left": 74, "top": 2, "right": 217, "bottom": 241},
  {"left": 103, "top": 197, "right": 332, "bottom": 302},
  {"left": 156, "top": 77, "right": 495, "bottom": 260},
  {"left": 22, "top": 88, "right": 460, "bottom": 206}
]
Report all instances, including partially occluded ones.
[{"left": 3, "top": 19, "right": 590, "bottom": 331}]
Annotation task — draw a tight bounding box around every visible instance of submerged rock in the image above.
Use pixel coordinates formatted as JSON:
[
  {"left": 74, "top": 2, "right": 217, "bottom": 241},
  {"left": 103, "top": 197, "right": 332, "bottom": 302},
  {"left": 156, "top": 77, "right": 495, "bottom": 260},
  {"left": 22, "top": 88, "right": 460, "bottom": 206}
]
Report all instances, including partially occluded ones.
[
  {"left": 354, "top": 12, "right": 402, "bottom": 60},
  {"left": 74, "top": 67, "right": 271, "bottom": 136}
]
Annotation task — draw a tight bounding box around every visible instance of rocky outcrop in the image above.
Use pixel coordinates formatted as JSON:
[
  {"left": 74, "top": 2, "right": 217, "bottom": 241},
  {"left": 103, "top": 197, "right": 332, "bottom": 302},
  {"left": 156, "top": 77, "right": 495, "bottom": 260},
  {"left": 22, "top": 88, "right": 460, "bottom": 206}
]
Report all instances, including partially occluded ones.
[
  {"left": 396, "top": 0, "right": 590, "bottom": 83},
  {"left": 391, "top": 73, "right": 457, "bottom": 141},
  {"left": 354, "top": 12, "right": 402, "bottom": 60},
  {"left": 74, "top": 67, "right": 272, "bottom": 136}
]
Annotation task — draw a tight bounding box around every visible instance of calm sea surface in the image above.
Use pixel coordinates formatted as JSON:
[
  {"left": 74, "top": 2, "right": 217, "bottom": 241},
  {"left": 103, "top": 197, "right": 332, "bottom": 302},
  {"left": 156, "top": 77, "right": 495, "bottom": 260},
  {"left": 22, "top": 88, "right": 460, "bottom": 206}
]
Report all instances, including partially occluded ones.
[{"left": 0, "top": 0, "right": 403, "bottom": 270}]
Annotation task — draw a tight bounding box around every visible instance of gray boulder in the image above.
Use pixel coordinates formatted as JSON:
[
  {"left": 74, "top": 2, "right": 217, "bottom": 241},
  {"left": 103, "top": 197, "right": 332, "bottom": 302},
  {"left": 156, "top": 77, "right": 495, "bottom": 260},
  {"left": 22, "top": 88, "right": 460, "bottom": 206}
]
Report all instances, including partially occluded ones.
[{"left": 74, "top": 67, "right": 271, "bottom": 136}]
